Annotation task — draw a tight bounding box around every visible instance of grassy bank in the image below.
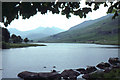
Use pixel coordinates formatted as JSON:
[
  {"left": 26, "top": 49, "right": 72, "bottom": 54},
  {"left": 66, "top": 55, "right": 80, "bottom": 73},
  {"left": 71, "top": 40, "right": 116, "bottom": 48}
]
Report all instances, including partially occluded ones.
[
  {"left": 90, "top": 68, "right": 120, "bottom": 80},
  {"left": 41, "top": 41, "right": 120, "bottom": 45},
  {"left": 77, "top": 40, "right": 120, "bottom": 45},
  {"left": 2, "top": 42, "right": 46, "bottom": 49},
  {"left": 9, "top": 43, "right": 46, "bottom": 48}
]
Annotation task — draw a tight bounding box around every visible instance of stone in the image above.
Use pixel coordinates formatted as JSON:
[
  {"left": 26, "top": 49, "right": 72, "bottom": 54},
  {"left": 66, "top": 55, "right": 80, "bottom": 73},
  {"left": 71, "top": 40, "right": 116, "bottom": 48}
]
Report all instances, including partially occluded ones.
[{"left": 18, "top": 71, "right": 61, "bottom": 80}]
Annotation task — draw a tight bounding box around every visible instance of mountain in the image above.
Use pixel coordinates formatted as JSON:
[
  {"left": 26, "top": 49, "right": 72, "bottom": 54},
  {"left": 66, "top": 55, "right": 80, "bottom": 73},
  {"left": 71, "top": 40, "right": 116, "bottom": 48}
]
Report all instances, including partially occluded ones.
[
  {"left": 8, "top": 27, "right": 65, "bottom": 40},
  {"left": 40, "top": 14, "right": 120, "bottom": 45},
  {"left": 69, "top": 14, "right": 113, "bottom": 30}
]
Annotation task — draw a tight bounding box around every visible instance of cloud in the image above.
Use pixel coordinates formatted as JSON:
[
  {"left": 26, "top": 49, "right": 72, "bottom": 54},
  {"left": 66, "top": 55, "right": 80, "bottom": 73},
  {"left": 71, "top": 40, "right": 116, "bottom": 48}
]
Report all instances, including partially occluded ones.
[
  {"left": 7, "top": 4, "right": 108, "bottom": 31},
  {"left": 87, "top": 4, "right": 108, "bottom": 20},
  {"left": 7, "top": 12, "right": 86, "bottom": 31}
]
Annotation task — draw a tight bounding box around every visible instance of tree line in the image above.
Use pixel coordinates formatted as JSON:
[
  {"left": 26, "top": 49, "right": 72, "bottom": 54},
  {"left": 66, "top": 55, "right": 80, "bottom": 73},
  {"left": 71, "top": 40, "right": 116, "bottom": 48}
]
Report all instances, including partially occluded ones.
[
  {"left": 1, "top": 27, "right": 30, "bottom": 49},
  {"left": 1, "top": 27, "right": 30, "bottom": 43},
  {"left": 9, "top": 34, "right": 29, "bottom": 43}
]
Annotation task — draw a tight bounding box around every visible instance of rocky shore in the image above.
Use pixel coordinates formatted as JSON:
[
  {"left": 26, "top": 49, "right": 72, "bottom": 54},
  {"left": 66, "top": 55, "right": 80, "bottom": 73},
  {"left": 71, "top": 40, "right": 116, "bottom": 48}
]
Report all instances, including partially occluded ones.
[{"left": 18, "top": 57, "right": 120, "bottom": 80}]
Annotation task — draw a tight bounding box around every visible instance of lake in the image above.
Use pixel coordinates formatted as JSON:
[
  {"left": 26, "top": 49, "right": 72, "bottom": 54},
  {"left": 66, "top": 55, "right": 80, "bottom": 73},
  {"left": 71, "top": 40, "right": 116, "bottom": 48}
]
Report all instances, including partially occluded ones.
[{"left": 2, "top": 43, "right": 119, "bottom": 78}]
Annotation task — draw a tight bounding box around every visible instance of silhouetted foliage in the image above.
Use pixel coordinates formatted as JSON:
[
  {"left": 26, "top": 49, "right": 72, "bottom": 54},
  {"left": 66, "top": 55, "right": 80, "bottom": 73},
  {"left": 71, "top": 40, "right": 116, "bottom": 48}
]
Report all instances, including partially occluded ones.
[
  {"left": 2, "top": 1, "right": 120, "bottom": 27},
  {"left": 1, "top": 27, "right": 10, "bottom": 42},
  {"left": 24, "top": 38, "right": 29, "bottom": 43},
  {"left": 0, "top": 27, "right": 10, "bottom": 49},
  {"left": 10, "top": 34, "right": 23, "bottom": 43},
  {"left": 17, "top": 36, "right": 23, "bottom": 43}
]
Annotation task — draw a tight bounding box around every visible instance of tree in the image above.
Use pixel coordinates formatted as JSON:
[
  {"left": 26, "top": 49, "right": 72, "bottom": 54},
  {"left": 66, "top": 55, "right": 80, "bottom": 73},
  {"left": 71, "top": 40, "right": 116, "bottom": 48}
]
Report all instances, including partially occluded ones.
[
  {"left": 0, "top": 27, "right": 10, "bottom": 49},
  {"left": 1, "top": 27, "right": 10, "bottom": 42},
  {"left": 2, "top": 1, "right": 120, "bottom": 27},
  {"left": 10, "top": 34, "right": 18, "bottom": 43},
  {"left": 10, "top": 34, "right": 23, "bottom": 43},
  {"left": 17, "top": 36, "right": 23, "bottom": 43},
  {"left": 24, "top": 38, "right": 29, "bottom": 43}
]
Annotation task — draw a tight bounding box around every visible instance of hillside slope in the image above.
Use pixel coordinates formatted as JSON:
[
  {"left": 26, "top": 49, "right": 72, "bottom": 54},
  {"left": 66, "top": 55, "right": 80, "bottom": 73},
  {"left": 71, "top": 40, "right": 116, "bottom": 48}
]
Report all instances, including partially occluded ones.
[{"left": 41, "top": 14, "right": 120, "bottom": 45}]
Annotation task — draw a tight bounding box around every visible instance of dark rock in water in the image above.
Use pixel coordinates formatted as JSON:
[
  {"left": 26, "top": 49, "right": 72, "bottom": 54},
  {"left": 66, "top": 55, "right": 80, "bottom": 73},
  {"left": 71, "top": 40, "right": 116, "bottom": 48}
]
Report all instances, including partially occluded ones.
[
  {"left": 108, "top": 57, "right": 120, "bottom": 65},
  {"left": 38, "top": 72, "right": 61, "bottom": 80},
  {"left": 96, "top": 62, "right": 111, "bottom": 69},
  {"left": 61, "top": 69, "right": 80, "bottom": 80},
  {"left": 76, "top": 66, "right": 97, "bottom": 74},
  {"left": 76, "top": 68, "right": 86, "bottom": 74},
  {"left": 18, "top": 71, "right": 61, "bottom": 80},
  {"left": 18, "top": 58, "right": 120, "bottom": 80},
  {"left": 85, "top": 66, "right": 97, "bottom": 74},
  {"left": 53, "top": 66, "right": 56, "bottom": 68},
  {"left": 52, "top": 70, "right": 57, "bottom": 72},
  {"left": 43, "top": 66, "right": 47, "bottom": 68},
  {"left": 18, "top": 71, "right": 39, "bottom": 79}
]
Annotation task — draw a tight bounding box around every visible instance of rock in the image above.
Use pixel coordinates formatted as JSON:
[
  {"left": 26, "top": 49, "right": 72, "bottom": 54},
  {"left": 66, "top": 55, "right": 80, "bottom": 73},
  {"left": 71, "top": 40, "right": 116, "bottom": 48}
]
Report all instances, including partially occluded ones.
[
  {"left": 85, "top": 66, "right": 97, "bottom": 74},
  {"left": 76, "top": 66, "right": 97, "bottom": 74},
  {"left": 76, "top": 68, "right": 86, "bottom": 74},
  {"left": 43, "top": 66, "right": 47, "bottom": 68},
  {"left": 61, "top": 69, "right": 80, "bottom": 80},
  {"left": 18, "top": 71, "right": 61, "bottom": 80},
  {"left": 38, "top": 72, "right": 61, "bottom": 80},
  {"left": 96, "top": 62, "right": 110, "bottom": 69},
  {"left": 18, "top": 71, "right": 39, "bottom": 79},
  {"left": 52, "top": 70, "right": 57, "bottom": 72},
  {"left": 53, "top": 66, "right": 56, "bottom": 68},
  {"left": 108, "top": 57, "right": 120, "bottom": 65},
  {"left": 112, "top": 65, "right": 120, "bottom": 69}
]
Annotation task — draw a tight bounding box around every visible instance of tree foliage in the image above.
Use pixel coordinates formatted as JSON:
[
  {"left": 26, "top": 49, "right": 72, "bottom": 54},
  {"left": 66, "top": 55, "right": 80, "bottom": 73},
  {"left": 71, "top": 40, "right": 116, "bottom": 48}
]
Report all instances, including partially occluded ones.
[
  {"left": 1, "top": 27, "right": 10, "bottom": 42},
  {"left": 10, "top": 34, "right": 23, "bottom": 43},
  {"left": 24, "top": 38, "right": 29, "bottom": 43},
  {"left": 2, "top": 1, "right": 120, "bottom": 27}
]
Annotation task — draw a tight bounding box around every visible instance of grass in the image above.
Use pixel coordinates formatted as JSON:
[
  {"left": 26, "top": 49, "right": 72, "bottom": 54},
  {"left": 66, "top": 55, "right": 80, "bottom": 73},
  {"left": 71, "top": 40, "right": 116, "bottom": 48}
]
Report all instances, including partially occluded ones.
[
  {"left": 3, "top": 43, "right": 46, "bottom": 49},
  {"left": 90, "top": 68, "right": 120, "bottom": 80}
]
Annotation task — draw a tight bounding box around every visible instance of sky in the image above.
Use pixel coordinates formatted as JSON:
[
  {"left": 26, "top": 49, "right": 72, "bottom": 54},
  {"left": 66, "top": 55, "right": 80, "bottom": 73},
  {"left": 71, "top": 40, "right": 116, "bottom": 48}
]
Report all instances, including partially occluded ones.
[{"left": 5, "top": 3, "right": 109, "bottom": 31}]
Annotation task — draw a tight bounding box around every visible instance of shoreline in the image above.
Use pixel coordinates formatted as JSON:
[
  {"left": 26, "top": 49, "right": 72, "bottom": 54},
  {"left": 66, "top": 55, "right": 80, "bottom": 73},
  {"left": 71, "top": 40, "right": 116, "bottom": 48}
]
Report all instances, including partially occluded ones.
[
  {"left": 2, "top": 43, "right": 47, "bottom": 49},
  {"left": 35, "top": 42, "right": 120, "bottom": 46},
  {"left": 2, "top": 42, "right": 120, "bottom": 49}
]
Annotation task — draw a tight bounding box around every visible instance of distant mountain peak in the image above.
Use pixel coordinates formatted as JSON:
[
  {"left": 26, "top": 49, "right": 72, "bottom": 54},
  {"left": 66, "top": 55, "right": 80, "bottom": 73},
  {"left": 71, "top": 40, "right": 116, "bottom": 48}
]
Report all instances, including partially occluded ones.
[{"left": 8, "top": 27, "right": 65, "bottom": 40}]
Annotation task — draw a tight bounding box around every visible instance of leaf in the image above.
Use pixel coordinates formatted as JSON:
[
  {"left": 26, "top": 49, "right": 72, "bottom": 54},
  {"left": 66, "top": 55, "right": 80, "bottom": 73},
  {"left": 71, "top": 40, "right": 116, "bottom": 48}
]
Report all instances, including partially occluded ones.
[{"left": 104, "top": 2, "right": 108, "bottom": 7}]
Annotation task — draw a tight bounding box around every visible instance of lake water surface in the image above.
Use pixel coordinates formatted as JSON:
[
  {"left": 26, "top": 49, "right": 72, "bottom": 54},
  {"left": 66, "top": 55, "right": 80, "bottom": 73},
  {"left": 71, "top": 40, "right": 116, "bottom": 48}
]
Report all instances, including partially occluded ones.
[{"left": 2, "top": 43, "right": 119, "bottom": 78}]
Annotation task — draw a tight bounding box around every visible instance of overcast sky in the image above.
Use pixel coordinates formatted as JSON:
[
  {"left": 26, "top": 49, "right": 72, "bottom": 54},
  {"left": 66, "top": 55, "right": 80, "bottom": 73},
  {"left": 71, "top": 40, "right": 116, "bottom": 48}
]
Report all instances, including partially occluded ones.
[{"left": 6, "top": 3, "right": 109, "bottom": 31}]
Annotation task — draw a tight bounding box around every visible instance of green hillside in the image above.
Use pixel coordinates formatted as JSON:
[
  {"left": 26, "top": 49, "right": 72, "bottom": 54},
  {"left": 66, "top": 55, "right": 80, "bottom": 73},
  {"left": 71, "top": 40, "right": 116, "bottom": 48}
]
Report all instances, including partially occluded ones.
[{"left": 40, "top": 14, "right": 120, "bottom": 45}]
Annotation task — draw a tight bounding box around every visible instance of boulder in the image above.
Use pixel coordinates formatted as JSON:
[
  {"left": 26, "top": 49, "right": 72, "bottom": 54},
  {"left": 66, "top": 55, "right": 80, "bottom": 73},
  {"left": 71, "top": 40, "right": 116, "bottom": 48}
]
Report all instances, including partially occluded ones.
[
  {"left": 18, "top": 71, "right": 39, "bottom": 79},
  {"left": 96, "top": 62, "right": 110, "bottom": 69},
  {"left": 76, "top": 66, "right": 97, "bottom": 74},
  {"left": 18, "top": 71, "right": 61, "bottom": 80},
  {"left": 108, "top": 57, "right": 120, "bottom": 65},
  {"left": 38, "top": 72, "right": 61, "bottom": 80},
  {"left": 85, "top": 66, "right": 97, "bottom": 74},
  {"left": 111, "top": 65, "right": 120, "bottom": 69},
  {"left": 61, "top": 69, "right": 80, "bottom": 80},
  {"left": 76, "top": 68, "right": 86, "bottom": 74}
]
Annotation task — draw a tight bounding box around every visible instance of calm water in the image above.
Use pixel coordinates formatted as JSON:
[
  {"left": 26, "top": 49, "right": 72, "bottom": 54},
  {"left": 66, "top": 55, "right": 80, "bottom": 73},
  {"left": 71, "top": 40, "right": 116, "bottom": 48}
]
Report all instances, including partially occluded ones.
[{"left": 2, "top": 43, "right": 119, "bottom": 78}]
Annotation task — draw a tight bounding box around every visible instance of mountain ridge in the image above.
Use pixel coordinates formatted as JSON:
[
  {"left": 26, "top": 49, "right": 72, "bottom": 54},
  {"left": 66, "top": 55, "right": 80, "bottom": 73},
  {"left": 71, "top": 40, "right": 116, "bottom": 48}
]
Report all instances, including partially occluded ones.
[
  {"left": 69, "top": 14, "right": 113, "bottom": 31},
  {"left": 8, "top": 27, "right": 65, "bottom": 40},
  {"left": 40, "top": 14, "right": 120, "bottom": 45}
]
